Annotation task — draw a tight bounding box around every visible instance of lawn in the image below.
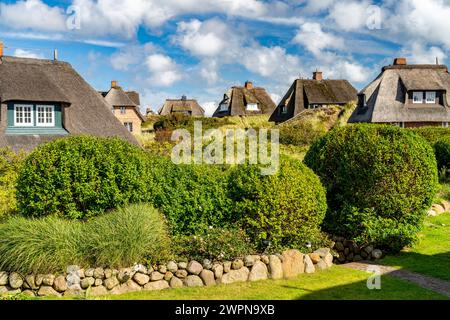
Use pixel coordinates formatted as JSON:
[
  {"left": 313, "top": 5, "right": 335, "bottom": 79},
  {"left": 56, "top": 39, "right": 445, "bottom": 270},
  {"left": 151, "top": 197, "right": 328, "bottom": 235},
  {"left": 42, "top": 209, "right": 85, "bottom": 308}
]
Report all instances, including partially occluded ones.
[
  {"left": 90, "top": 266, "right": 447, "bottom": 301},
  {"left": 380, "top": 213, "right": 450, "bottom": 281}
]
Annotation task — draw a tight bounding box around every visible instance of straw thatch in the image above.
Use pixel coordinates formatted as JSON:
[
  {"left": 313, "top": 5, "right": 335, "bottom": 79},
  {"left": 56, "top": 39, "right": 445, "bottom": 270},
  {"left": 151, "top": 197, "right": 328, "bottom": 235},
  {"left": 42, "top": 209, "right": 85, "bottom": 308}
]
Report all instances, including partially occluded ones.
[
  {"left": 212, "top": 85, "right": 276, "bottom": 117},
  {"left": 0, "top": 56, "right": 139, "bottom": 151},
  {"left": 270, "top": 78, "right": 357, "bottom": 123},
  {"left": 348, "top": 63, "right": 450, "bottom": 123},
  {"left": 158, "top": 97, "right": 205, "bottom": 116},
  {"left": 100, "top": 86, "right": 145, "bottom": 122}
]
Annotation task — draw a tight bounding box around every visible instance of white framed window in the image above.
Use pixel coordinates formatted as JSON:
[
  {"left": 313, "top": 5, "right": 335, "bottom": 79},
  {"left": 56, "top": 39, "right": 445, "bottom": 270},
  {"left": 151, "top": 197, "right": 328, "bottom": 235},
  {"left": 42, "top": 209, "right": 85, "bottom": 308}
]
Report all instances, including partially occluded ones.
[
  {"left": 124, "top": 122, "right": 133, "bottom": 132},
  {"left": 36, "top": 105, "right": 55, "bottom": 127},
  {"left": 14, "top": 104, "right": 34, "bottom": 127},
  {"left": 413, "top": 91, "right": 423, "bottom": 104},
  {"left": 426, "top": 91, "right": 436, "bottom": 104},
  {"left": 120, "top": 107, "right": 126, "bottom": 114},
  {"left": 246, "top": 103, "right": 259, "bottom": 111}
]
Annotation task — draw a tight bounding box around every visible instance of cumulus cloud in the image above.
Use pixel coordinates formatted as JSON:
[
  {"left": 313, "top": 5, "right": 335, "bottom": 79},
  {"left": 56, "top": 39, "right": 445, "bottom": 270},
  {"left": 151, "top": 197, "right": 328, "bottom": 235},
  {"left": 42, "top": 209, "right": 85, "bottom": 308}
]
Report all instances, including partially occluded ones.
[
  {"left": 200, "top": 101, "right": 218, "bottom": 117},
  {"left": 328, "top": 0, "right": 371, "bottom": 31},
  {"left": 13, "top": 48, "right": 44, "bottom": 59},
  {"left": 145, "top": 54, "right": 182, "bottom": 87},
  {"left": 293, "top": 22, "right": 345, "bottom": 56},
  {"left": 402, "top": 42, "right": 447, "bottom": 64}
]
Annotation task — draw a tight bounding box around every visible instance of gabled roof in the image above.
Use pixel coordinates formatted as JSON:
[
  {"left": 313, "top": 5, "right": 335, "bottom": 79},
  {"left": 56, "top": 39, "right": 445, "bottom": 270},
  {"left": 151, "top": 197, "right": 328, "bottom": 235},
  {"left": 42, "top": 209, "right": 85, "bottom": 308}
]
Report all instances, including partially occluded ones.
[
  {"left": 269, "top": 78, "right": 357, "bottom": 123},
  {"left": 0, "top": 56, "right": 139, "bottom": 151},
  {"left": 349, "top": 62, "right": 450, "bottom": 123},
  {"left": 100, "top": 86, "right": 145, "bottom": 122},
  {"left": 212, "top": 85, "right": 276, "bottom": 117},
  {"left": 158, "top": 98, "right": 205, "bottom": 116}
]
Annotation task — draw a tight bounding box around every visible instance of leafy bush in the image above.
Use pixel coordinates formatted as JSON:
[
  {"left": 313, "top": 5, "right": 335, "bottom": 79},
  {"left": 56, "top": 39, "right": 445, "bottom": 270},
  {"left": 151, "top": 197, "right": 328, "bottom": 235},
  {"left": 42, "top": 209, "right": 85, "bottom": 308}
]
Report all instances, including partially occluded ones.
[
  {"left": 147, "top": 155, "right": 235, "bottom": 235},
  {"left": 411, "top": 127, "right": 450, "bottom": 145},
  {"left": 279, "top": 120, "right": 328, "bottom": 147},
  {"left": 304, "top": 124, "right": 439, "bottom": 251},
  {"left": 16, "top": 136, "right": 155, "bottom": 220},
  {"left": 82, "top": 204, "right": 172, "bottom": 267},
  {"left": 0, "top": 204, "right": 171, "bottom": 273},
  {"left": 229, "top": 157, "right": 328, "bottom": 251},
  {"left": 0, "top": 148, "right": 25, "bottom": 219},
  {"left": 173, "top": 227, "right": 255, "bottom": 261},
  {"left": 434, "top": 137, "right": 450, "bottom": 172}
]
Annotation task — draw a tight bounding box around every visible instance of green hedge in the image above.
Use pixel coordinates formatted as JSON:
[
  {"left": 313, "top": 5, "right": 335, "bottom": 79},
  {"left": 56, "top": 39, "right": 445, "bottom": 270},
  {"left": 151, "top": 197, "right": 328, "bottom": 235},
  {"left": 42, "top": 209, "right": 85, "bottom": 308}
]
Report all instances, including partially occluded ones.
[
  {"left": 0, "top": 148, "right": 25, "bottom": 219},
  {"left": 16, "top": 136, "right": 155, "bottom": 220},
  {"left": 0, "top": 204, "right": 171, "bottom": 273},
  {"left": 304, "top": 124, "right": 439, "bottom": 252},
  {"left": 410, "top": 127, "right": 450, "bottom": 145},
  {"left": 434, "top": 137, "right": 450, "bottom": 172},
  {"left": 229, "top": 157, "right": 328, "bottom": 251}
]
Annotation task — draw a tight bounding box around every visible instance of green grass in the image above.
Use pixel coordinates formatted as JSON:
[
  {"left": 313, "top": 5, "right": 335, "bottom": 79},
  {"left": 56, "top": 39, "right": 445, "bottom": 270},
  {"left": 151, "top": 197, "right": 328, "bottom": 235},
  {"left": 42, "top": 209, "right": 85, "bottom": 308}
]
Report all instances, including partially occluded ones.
[
  {"left": 380, "top": 213, "right": 450, "bottom": 281},
  {"left": 92, "top": 266, "right": 447, "bottom": 300}
]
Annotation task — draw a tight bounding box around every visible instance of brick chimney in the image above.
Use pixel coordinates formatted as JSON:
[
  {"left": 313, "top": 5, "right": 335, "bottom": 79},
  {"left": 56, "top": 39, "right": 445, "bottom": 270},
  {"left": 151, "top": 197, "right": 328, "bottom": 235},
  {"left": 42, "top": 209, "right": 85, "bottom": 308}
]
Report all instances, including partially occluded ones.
[
  {"left": 0, "top": 42, "right": 4, "bottom": 58},
  {"left": 393, "top": 57, "right": 407, "bottom": 65},
  {"left": 313, "top": 71, "right": 323, "bottom": 81},
  {"left": 245, "top": 81, "right": 254, "bottom": 90},
  {"left": 111, "top": 80, "right": 118, "bottom": 88}
]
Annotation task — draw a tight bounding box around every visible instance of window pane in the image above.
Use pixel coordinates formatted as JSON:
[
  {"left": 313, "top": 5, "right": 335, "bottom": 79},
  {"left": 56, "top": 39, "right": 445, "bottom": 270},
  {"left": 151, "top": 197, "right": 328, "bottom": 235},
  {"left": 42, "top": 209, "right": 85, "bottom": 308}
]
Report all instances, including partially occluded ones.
[
  {"left": 413, "top": 92, "right": 423, "bottom": 103},
  {"left": 426, "top": 92, "right": 436, "bottom": 103}
]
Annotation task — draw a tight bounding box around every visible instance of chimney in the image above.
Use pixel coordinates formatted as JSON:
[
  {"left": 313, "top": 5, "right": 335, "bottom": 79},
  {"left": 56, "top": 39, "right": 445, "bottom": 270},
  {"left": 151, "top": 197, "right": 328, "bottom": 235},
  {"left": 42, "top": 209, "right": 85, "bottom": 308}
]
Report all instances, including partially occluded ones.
[
  {"left": 245, "top": 81, "right": 253, "bottom": 90},
  {"left": 313, "top": 70, "right": 323, "bottom": 81},
  {"left": 111, "top": 80, "right": 118, "bottom": 88},
  {"left": 54, "top": 49, "right": 58, "bottom": 61},
  {"left": 393, "top": 57, "right": 407, "bottom": 65},
  {"left": 0, "top": 42, "right": 4, "bottom": 58},
  {"left": 181, "top": 95, "right": 187, "bottom": 101}
]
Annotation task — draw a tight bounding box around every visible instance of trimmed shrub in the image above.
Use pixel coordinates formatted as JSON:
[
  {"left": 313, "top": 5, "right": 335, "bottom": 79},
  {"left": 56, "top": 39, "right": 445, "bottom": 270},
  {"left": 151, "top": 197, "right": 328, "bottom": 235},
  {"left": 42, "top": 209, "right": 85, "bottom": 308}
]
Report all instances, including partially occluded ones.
[
  {"left": 173, "top": 227, "right": 255, "bottom": 261},
  {"left": 0, "top": 148, "right": 25, "bottom": 219},
  {"left": 0, "top": 204, "right": 171, "bottom": 273},
  {"left": 147, "top": 155, "right": 235, "bottom": 235},
  {"left": 279, "top": 120, "right": 328, "bottom": 147},
  {"left": 16, "top": 136, "right": 155, "bottom": 220},
  {"left": 82, "top": 204, "right": 172, "bottom": 267},
  {"left": 229, "top": 157, "right": 328, "bottom": 251},
  {"left": 304, "top": 124, "right": 439, "bottom": 251},
  {"left": 434, "top": 137, "right": 450, "bottom": 172},
  {"left": 411, "top": 127, "right": 450, "bottom": 145}
]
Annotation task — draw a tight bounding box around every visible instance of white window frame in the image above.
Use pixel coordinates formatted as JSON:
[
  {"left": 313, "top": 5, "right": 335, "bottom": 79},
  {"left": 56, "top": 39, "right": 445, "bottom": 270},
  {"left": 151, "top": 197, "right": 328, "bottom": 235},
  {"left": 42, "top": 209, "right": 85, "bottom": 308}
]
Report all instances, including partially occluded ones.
[
  {"left": 14, "top": 104, "right": 34, "bottom": 127},
  {"left": 120, "top": 107, "right": 126, "bottom": 114},
  {"left": 426, "top": 91, "right": 436, "bottom": 104},
  {"left": 413, "top": 91, "right": 423, "bottom": 104},
  {"left": 124, "top": 122, "right": 133, "bottom": 132},
  {"left": 36, "top": 105, "right": 55, "bottom": 127},
  {"left": 246, "top": 103, "right": 259, "bottom": 111}
]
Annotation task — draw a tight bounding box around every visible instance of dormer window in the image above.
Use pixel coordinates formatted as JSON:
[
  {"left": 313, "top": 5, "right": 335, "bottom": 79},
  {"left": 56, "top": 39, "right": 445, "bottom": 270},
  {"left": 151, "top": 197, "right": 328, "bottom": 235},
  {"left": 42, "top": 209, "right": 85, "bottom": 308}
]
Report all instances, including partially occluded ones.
[
  {"left": 218, "top": 103, "right": 229, "bottom": 112},
  {"left": 281, "top": 105, "right": 288, "bottom": 114},
  {"left": 426, "top": 91, "right": 436, "bottom": 104},
  {"left": 413, "top": 91, "right": 423, "bottom": 104},
  {"left": 36, "top": 105, "right": 55, "bottom": 127},
  {"left": 246, "top": 103, "right": 259, "bottom": 111},
  {"left": 120, "top": 107, "right": 126, "bottom": 114},
  {"left": 14, "top": 104, "right": 33, "bottom": 126}
]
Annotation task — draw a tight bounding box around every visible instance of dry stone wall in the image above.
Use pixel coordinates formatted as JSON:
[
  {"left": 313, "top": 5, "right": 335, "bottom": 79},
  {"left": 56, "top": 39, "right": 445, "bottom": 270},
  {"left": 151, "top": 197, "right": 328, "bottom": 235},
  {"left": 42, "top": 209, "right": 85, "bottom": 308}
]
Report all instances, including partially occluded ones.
[{"left": 0, "top": 248, "right": 334, "bottom": 298}]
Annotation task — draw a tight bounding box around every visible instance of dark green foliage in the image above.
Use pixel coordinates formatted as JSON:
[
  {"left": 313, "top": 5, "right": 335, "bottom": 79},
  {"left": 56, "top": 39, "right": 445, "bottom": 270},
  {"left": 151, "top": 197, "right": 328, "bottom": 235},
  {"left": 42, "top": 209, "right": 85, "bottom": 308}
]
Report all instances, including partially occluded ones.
[
  {"left": 304, "top": 124, "right": 439, "bottom": 252},
  {"left": 434, "top": 137, "right": 450, "bottom": 172},
  {"left": 0, "top": 204, "right": 171, "bottom": 273},
  {"left": 173, "top": 227, "right": 255, "bottom": 261},
  {"left": 147, "top": 155, "right": 235, "bottom": 235},
  {"left": 279, "top": 121, "right": 328, "bottom": 147},
  {"left": 0, "top": 148, "right": 25, "bottom": 218},
  {"left": 411, "top": 127, "right": 450, "bottom": 145},
  {"left": 229, "top": 157, "right": 328, "bottom": 251},
  {"left": 16, "top": 136, "right": 155, "bottom": 220}
]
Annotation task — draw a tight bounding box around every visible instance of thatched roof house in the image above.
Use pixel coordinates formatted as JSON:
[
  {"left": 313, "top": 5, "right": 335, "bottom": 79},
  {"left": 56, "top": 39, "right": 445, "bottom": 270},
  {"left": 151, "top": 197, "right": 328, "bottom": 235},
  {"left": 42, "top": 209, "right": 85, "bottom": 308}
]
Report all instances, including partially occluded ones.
[
  {"left": 348, "top": 58, "right": 450, "bottom": 128},
  {"left": 158, "top": 96, "right": 204, "bottom": 116},
  {"left": 212, "top": 81, "right": 276, "bottom": 118},
  {"left": 0, "top": 48, "right": 138, "bottom": 151},
  {"left": 99, "top": 81, "right": 145, "bottom": 134},
  {"left": 270, "top": 71, "right": 357, "bottom": 123}
]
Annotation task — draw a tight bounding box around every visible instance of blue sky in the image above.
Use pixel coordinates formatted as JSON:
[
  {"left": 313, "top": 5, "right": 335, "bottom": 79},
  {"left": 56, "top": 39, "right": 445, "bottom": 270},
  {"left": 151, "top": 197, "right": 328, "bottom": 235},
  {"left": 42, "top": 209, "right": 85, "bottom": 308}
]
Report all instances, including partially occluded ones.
[{"left": 1, "top": 0, "right": 449, "bottom": 115}]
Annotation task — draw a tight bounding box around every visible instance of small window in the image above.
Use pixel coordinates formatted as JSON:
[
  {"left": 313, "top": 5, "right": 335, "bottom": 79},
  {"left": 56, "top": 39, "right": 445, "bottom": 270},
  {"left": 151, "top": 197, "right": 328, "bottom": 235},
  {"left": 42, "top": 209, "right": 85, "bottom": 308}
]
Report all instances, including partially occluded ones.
[
  {"left": 124, "top": 122, "right": 133, "bottom": 132},
  {"left": 413, "top": 91, "right": 423, "bottom": 104},
  {"left": 426, "top": 92, "right": 436, "bottom": 104},
  {"left": 14, "top": 104, "right": 34, "bottom": 127},
  {"left": 246, "top": 103, "right": 259, "bottom": 111},
  {"left": 218, "top": 103, "right": 229, "bottom": 112},
  {"left": 36, "top": 105, "right": 55, "bottom": 127},
  {"left": 281, "top": 105, "right": 288, "bottom": 114},
  {"left": 120, "top": 107, "right": 126, "bottom": 114}
]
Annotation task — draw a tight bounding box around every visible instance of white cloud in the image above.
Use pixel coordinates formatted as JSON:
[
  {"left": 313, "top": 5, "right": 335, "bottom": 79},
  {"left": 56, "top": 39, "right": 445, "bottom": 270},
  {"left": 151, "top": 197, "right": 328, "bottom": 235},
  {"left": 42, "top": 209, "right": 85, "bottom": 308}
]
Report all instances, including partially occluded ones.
[
  {"left": 200, "top": 101, "right": 218, "bottom": 117},
  {"left": 293, "top": 22, "right": 345, "bottom": 56},
  {"left": 110, "top": 44, "right": 155, "bottom": 71},
  {"left": 13, "top": 48, "right": 44, "bottom": 59},
  {"left": 328, "top": 1, "right": 371, "bottom": 31},
  {"left": 0, "top": 0, "right": 67, "bottom": 32},
  {"left": 402, "top": 42, "right": 447, "bottom": 64},
  {"left": 145, "top": 54, "right": 182, "bottom": 87}
]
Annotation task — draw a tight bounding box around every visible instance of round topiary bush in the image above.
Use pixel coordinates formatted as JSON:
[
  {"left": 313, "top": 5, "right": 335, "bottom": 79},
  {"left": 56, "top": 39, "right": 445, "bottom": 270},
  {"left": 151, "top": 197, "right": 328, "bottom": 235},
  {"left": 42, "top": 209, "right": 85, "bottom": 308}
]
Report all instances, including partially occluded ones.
[
  {"left": 434, "top": 137, "right": 450, "bottom": 172},
  {"left": 17, "top": 136, "right": 155, "bottom": 220},
  {"left": 304, "top": 124, "right": 439, "bottom": 252},
  {"left": 229, "top": 157, "right": 328, "bottom": 251}
]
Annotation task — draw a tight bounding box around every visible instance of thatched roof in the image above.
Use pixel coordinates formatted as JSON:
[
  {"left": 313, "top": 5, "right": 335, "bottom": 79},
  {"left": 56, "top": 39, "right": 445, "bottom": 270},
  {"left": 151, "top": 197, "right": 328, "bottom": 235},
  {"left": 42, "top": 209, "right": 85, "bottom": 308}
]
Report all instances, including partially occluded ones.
[
  {"left": 270, "top": 78, "right": 357, "bottom": 123},
  {"left": 212, "top": 84, "right": 276, "bottom": 117},
  {"left": 0, "top": 56, "right": 139, "bottom": 151},
  {"left": 158, "top": 97, "right": 205, "bottom": 116},
  {"left": 100, "top": 86, "right": 145, "bottom": 122},
  {"left": 349, "top": 62, "right": 450, "bottom": 123}
]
